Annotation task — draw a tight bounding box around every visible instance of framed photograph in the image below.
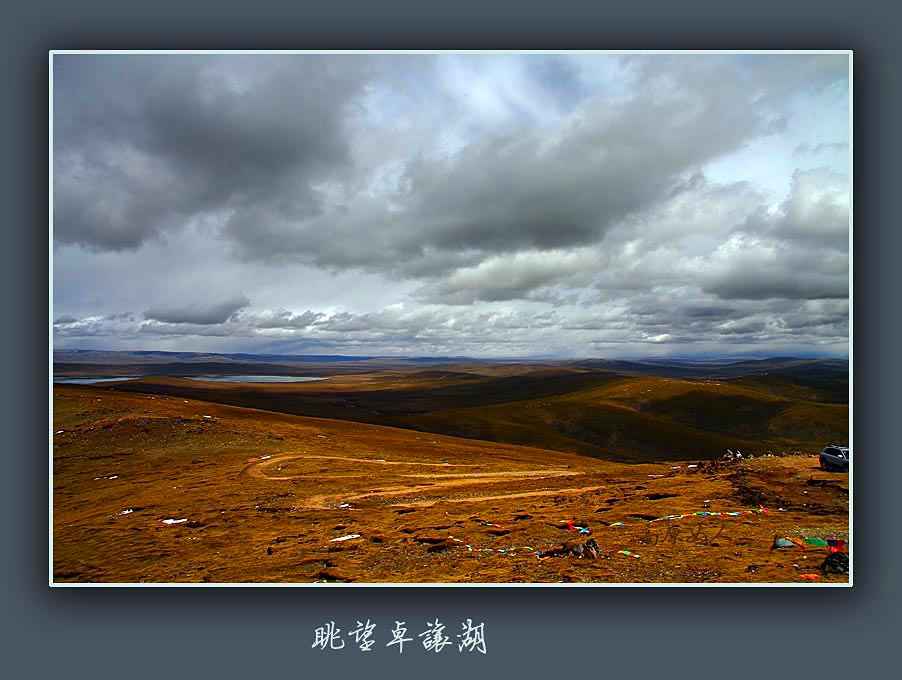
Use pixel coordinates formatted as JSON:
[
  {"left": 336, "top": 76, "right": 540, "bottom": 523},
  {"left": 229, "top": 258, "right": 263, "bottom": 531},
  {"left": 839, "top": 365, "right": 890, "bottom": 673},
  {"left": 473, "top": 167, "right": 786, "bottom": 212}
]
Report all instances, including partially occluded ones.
[{"left": 51, "top": 50, "right": 851, "bottom": 589}]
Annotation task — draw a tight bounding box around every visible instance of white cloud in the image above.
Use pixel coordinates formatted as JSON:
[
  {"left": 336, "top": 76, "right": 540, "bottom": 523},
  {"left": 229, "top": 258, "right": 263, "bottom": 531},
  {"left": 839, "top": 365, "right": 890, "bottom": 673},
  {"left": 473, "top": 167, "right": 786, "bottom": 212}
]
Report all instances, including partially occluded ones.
[{"left": 52, "top": 53, "right": 850, "bottom": 358}]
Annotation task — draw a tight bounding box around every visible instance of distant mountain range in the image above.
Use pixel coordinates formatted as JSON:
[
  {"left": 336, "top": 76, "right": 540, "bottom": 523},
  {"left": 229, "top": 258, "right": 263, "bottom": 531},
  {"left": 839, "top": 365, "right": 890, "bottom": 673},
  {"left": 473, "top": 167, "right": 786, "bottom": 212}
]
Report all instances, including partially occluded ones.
[{"left": 53, "top": 349, "right": 848, "bottom": 366}]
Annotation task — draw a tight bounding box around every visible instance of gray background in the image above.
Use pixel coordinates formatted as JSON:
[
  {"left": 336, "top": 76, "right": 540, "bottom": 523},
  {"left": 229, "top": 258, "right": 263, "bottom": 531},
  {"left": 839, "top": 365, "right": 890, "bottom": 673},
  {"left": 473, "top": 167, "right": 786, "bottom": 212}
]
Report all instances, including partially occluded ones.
[{"left": 5, "top": 1, "right": 897, "bottom": 677}]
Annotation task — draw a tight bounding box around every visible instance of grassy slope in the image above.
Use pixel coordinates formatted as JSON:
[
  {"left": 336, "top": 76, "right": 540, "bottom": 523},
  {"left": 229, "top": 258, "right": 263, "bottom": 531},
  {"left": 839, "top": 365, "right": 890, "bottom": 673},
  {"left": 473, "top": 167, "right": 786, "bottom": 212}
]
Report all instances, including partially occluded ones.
[
  {"left": 731, "top": 373, "right": 849, "bottom": 403},
  {"left": 103, "top": 367, "right": 849, "bottom": 463},
  {"left": 392, "top": 375, "right": 848, "bottom": 462},
  {"left": 52, "top": 386, "right": 850, "bottom": 584}
]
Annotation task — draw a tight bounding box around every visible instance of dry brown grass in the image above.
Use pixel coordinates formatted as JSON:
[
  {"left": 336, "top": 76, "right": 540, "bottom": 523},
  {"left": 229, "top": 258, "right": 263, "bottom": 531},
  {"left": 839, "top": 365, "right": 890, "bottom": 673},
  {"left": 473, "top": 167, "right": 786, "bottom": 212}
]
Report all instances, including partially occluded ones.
[{"left": 53, "top": 385, "right": 849, "bottom": 584}]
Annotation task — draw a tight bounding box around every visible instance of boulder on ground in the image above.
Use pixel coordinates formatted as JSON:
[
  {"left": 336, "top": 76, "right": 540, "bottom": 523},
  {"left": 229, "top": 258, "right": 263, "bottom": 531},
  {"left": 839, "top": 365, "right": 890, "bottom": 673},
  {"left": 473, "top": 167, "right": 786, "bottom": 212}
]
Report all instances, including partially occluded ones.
[{"left": 821, "top": 551, "right": 849, "bottom": 575}]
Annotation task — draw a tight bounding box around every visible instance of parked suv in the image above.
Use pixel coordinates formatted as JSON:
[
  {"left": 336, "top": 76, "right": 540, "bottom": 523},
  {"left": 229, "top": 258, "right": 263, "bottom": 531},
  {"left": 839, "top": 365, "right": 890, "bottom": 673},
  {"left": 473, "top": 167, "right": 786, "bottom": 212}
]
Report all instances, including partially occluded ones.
[{"left": 819, "top": 445, "right": 849, "bottom": 472}]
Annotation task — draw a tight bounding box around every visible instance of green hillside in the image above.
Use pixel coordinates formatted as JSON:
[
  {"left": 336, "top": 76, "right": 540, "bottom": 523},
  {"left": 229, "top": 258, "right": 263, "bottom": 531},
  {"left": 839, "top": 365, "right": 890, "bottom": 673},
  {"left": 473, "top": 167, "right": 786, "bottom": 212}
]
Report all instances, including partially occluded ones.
[{"left": 101, "top": 366, "right": 848, "bottom": 463}]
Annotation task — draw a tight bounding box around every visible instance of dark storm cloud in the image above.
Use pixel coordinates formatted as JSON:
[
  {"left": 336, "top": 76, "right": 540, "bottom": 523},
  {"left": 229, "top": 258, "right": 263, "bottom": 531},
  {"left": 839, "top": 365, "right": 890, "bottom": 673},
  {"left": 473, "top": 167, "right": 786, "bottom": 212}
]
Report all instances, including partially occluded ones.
[
  {"left": 406, "top": 164, "right": 848, "bottom": 312},
  {"left": 138, "top": 321, "right": 241, "bottom": 337},
  {"left": 51, "top": 54, "right": 850, "bottom": 358},
  {"left": 778, "top": 300, "right": 848, "bottom": 332},
  {"left": 551, "top": 292, "right": 824, "bottom": 347},
  {"left": 279, "top": 57, "right": 781, "bottom": 272},
  {"left": 416, "top": 249, "right": 598, "bottom": 304},
  {"left": 716, "top": 319, "right": 769, "bottom": 336},
  {"left": 54, "top": 55, "right": 371, "bottom": 252},
  {"left": 143, "top": 294, "right": 250, "bottom": 325},
  {"left": 54, "top": 55, "right": 845, "bottom": 278},
  {"left": 703, "top": 271, "right": 848, "bottom": 301},
  {"left": 683, "top": 305, "right": 737, "bottom": 319},
  {"left": 700, "top": 172, "right": 848, "bottom": 302}
]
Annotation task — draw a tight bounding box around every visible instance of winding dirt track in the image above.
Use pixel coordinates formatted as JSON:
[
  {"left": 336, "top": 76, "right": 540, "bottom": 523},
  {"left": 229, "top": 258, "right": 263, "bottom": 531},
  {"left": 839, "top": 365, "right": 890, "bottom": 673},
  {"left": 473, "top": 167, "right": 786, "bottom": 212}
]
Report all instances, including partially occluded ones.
[
  {"left": 243, "top": 452, "right": 596, "bottom": 510},
  {"left": 401, "top": 485, "right": 608, "bottom": 507},
  {"left": 244, "top": 453, "right": 484, "bottom": 478}
]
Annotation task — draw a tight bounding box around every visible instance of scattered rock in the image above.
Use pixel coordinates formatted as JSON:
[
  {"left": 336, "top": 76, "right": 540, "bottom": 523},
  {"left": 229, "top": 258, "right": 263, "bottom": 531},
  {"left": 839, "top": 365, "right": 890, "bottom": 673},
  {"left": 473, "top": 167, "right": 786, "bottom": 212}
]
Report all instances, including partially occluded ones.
[
  {"left": 537, "top": 544, "right": 572, "bottom": 559},
  {"left": 821, "top": 551, "right": 849, "bottom": 575},
  {"left": 414, "top": 536, "right": 448, "bottom": 545},
  {"left": 315, "top": 568, "right": 353, "bottom": 582},
  {"left": 538, "top": 538, "right": 600, "bottom": 560},
  {"left": 426, "top": 540, "right": 456, "bottom": 553}
]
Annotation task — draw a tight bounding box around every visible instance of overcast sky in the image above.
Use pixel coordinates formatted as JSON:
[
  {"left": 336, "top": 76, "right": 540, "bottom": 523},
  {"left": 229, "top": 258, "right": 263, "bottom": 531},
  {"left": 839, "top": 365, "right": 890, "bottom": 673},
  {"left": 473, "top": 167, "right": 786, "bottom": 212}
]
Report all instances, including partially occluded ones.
[{"left": 52, "top": 53, "right": 850, "bottom": 359}]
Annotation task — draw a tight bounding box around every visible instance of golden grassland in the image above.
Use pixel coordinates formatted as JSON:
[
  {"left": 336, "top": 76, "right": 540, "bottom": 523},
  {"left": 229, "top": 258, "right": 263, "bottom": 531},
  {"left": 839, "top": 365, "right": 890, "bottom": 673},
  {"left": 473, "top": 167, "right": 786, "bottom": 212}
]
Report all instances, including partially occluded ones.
[{"left": 53, "top": 384, "right": 849, "bottom": 584}]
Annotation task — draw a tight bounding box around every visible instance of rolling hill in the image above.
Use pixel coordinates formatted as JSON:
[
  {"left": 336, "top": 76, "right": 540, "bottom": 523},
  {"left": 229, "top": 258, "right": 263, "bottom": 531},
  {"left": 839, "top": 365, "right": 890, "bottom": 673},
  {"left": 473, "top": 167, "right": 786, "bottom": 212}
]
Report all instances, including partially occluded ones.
[
  {"left": 57, "top": 355, "right": 850, "bottom": 463},
  {"left": 52, "top": 384, "right": 850, "bottom": 583}
]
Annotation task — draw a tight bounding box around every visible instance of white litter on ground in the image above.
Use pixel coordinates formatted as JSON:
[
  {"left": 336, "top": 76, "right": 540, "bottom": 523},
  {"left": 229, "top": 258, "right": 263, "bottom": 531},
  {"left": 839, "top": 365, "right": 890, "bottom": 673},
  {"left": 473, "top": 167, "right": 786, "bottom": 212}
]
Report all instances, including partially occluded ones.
[
  {"left": 55, "top": 430, "right": 64, "bottom": 434},
  {"left": 260, "top": 455, "right": 272, "bottom": 460},
  {"left": 203, "top": 415, "right": 212, "bottom": 419},
  {"left": 338, "top": 503, "right": 351, "bottom": 508},
  {"left": 108, "top": 475, "right": 119, "bottom": 480},
  {"left": 184, "top": 400, "right": 189, "bottom": 403},
  {"left": 161, "top": 518, "right": 188, "bottom": 525},
  {"left": 317, "top": 434, "right": 327, "bottom": 438},
  {"left": 375, "top": 459, "right": 386, "bottom": 462},
  {"left": 329, "top": 533, "right": 361, "bottom": 542},
  {"left": 118, "top": 509, "right": 134, "bottom": 515},
  {"left": 687, "top": 464, "right": 698, "bottom": 468}
]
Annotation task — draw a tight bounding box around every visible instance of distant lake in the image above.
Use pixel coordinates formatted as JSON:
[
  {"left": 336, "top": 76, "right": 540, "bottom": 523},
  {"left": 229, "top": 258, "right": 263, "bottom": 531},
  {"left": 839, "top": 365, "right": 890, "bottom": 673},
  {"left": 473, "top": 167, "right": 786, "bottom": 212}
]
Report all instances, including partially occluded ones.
[
  {"left": 184, "top": 375, "right": 326, "bottom": 383},
  {"left": 53, "top": 376, "right": 140, "bottom": 385},
  {"left": 53, "top": 375, "right": 327, "bottom": 385}
]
